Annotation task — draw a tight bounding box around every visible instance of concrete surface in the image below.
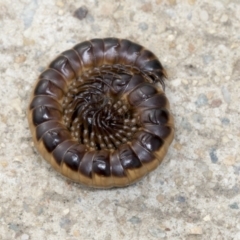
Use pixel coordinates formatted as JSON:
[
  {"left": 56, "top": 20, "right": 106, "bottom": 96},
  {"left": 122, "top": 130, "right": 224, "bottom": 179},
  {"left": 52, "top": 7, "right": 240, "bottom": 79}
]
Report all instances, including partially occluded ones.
[{"left": 0, "top": 0, "right": 240, "bottom": 239}]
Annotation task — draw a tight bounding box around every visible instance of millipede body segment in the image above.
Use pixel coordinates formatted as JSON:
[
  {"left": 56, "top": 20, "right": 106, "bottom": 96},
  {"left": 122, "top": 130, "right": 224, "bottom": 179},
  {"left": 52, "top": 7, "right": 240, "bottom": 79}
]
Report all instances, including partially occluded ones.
[{"left": 28, "top": 38, "right": 174, "bottom": 188}]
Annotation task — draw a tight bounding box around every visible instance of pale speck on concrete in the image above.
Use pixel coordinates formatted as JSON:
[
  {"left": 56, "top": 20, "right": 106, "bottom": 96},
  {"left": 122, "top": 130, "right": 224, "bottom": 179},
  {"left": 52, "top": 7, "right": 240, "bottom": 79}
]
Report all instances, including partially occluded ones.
[
  {"left": 21, "top": 234, "right": 30, "bottom": 240},
  {"left": 62, "top": 208, "right": 70, "bottom": 215},
  {"left": 188, "top": 226, "right": 203, "bottom": 235},
  {"left": 203, "top": 215, "right": 211, "bottom": 221},
  {"left": 202, "top": 54, "right": 213, "bottom": 65},
  {"left": 221, "top": 85, "right": 231, "bottom": 103},
  {"left": 220, "top": 14, "right": 228, "bottom": 23},
  {"left": 21, "top": 0, "right": 38, "bottom": 29}
]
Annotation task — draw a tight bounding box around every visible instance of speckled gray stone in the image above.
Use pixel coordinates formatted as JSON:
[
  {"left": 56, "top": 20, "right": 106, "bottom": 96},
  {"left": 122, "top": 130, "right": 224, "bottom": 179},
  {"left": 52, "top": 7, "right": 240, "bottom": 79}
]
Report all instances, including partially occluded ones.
[{"left": 1, "top": 0, "right": 240, "bottom": 240}]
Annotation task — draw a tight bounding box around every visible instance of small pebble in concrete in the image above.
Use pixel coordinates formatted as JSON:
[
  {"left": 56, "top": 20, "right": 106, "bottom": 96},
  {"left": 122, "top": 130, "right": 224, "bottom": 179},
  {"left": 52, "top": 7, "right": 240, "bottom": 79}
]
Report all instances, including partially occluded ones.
[
  {"left": 59, "top": 217, "right": 71, "bottom": 229},
  {"left": 148, "top": 228, "right": 166, "bottom": 238},
  {"left": 209, "top": 148, "right": 218, "bottom": 163},
  {"left": 74, "top": 6, "right": 88, "bottom": 20},
  {"left": 128, "top": 216, "right": 142, "bottom": 224},
  {"left": 221, "top": 117, "right": 230, "bottom": 126},
  {"left": 229, "top": 202, "right": 239, "bottom": 210},
  {"left": 210, "top": 99, "right": 222, "bottom": 108},
  {"left": 177, "top": 195, "right": 186, "bottom": 203},
  {"left": 202, "top": 55, "right": 213, "bottom": 65},
  {"left": 195, "top": 93, "right": 208, "bottom": 107}
]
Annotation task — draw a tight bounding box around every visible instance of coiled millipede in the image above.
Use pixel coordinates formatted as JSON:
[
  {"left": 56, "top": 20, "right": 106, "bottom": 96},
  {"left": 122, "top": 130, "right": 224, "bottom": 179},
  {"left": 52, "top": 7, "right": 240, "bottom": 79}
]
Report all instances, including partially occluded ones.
[{"left": 28, "top": 38, "right": 174, "bottom": 188}]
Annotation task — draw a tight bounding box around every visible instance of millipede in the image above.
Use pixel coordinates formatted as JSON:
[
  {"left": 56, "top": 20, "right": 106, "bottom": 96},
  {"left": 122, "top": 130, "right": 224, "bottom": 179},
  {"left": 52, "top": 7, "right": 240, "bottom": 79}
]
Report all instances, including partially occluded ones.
[{"left": 27, "top": 38, "right": 174, "bottom": 188}]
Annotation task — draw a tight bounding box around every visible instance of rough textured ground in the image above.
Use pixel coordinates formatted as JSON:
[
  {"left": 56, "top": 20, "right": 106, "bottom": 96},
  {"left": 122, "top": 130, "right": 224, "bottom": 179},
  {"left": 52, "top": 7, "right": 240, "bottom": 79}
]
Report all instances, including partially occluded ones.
[{"left": 0, "top": 0, "right": 240, "bottom": 239}]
